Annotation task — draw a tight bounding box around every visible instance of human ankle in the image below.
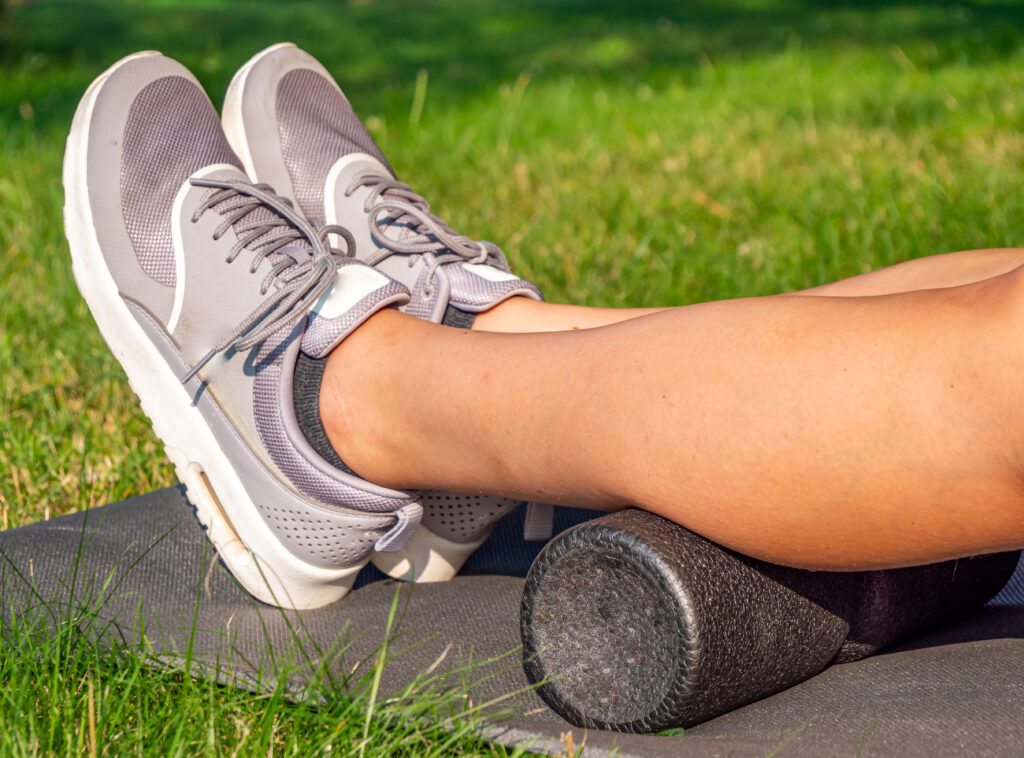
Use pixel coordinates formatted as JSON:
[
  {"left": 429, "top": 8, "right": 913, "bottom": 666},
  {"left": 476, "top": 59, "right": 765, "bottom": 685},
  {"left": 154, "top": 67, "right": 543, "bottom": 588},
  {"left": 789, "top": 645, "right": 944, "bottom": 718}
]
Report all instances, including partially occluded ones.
[
  {"left": 473, "top": 297, "right": 663, "bottom": 333},
  {"left": 472, "top": 295, "right": 560, "bottom": 333},
  {"left": 317, "top": 308, "right": 417, "bottom": 487}
]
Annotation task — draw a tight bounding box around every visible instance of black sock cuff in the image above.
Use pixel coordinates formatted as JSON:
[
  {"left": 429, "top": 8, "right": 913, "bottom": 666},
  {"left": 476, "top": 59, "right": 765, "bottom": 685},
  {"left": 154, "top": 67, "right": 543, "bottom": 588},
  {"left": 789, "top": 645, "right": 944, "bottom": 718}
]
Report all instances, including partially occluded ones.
[
  {"left": 294, "top": 306, "right": 474, "bottom": 477},
  {"left": 441, "top": 305, "right": 476, "bottom": 329},
  {"left": 292, "top": 352, "right": 356, "bottom": 476}
]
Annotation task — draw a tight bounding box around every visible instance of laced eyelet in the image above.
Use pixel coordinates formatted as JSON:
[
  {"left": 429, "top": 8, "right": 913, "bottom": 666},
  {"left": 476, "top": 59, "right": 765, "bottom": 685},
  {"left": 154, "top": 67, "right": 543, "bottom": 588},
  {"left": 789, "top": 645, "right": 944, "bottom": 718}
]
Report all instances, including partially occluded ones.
[{"left": 180, "top": 177, "right": 344, "bottom": 386}]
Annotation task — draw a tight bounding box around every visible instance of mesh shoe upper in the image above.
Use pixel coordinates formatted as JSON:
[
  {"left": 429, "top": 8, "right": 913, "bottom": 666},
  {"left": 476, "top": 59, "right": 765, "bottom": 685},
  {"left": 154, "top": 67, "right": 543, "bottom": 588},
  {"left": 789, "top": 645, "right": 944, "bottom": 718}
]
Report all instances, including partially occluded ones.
[
  {"left": 121, "top": 75, "right": 235, "bottom": 287},
  {"left": 275, "top": 67, "right": 392, "bottom": 222},
  {"left": 223, "top": 44, "right": 554, "bottom": 550},
  {"left": 225, "top": 44, "right": 543, "bottom": 326},
  {"left": 75, "top": 55, "right": 420, "bottom": 574}
]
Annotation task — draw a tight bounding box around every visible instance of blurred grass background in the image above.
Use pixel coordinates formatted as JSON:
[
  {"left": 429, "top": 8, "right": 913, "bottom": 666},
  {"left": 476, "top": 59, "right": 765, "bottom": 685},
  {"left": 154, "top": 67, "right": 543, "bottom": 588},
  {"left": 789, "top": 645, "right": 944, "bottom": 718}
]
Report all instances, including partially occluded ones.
[
  {"left": 1, "top": 1, "right": 1024, "bottom": 754},
  {"left": 2, "top": 0, "right": 1024, "bottom": 522}
]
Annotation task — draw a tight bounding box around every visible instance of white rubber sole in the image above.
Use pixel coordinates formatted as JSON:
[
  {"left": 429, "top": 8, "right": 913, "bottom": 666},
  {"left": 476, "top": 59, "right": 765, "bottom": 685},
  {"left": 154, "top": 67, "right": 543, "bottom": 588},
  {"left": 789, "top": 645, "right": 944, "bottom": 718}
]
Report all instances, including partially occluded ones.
[
  {"left": 370, "top": 526, "right": 486, "bottom": 582},
  {"left": 62, "top": 53, "right": 364, "bottom": 610}
]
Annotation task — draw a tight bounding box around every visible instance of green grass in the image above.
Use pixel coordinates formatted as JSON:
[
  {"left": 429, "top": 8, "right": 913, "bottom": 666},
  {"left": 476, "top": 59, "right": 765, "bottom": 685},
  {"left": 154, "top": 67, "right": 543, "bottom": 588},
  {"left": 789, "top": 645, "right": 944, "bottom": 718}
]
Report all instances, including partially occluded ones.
[
  {"left": 0, "top": 556, "right": 535, "bottom": 756},
  {"left": 2, "top": 0, "right": 1024, "bottom": 753}
]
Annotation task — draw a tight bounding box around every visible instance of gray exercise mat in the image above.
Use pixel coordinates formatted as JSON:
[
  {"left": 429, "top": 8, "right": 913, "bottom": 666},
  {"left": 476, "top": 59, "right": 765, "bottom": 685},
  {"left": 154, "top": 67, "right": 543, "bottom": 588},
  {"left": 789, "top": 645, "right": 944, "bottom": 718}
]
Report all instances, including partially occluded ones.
[{"left": 1, "top": 486, "right": 1023, "bottom": 757}]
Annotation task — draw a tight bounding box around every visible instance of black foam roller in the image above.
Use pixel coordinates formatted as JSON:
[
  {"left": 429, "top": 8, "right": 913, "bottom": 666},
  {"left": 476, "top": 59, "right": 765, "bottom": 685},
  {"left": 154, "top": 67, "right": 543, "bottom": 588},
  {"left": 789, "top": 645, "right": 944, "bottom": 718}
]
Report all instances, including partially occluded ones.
[{"left": 520, "top": 508, "right": 1019, "bottom": 733}]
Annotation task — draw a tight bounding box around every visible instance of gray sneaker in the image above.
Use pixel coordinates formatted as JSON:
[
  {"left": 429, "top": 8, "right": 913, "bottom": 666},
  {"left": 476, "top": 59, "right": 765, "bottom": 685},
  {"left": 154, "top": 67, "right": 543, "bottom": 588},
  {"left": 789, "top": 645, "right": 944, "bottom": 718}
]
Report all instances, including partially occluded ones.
[
  {"left": 222, "top": 43, "right": 553, "bottom": 582},
  {"left": 63, "top": 52, "right": 420, "bottom": 609}
]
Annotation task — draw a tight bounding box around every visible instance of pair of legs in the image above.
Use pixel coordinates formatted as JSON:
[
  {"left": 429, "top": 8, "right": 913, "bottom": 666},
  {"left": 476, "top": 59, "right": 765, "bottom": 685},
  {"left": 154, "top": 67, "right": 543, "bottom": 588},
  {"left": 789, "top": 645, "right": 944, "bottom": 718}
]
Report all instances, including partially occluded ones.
[{"left": 320, "top": 248, "right": 1024, "bottom": 571}]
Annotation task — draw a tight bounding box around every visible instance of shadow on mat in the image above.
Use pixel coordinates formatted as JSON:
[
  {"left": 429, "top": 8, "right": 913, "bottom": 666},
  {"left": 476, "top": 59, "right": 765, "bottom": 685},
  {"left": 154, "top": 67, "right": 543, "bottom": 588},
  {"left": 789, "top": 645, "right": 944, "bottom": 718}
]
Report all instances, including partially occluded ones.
[{"left": 887, "top": 606, "right": 1024, "bottom": 653}]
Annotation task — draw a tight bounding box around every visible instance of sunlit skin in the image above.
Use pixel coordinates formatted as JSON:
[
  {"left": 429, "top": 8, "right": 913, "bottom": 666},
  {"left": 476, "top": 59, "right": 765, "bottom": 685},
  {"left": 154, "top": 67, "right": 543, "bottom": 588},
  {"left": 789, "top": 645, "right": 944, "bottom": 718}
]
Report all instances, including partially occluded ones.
[{"left": 320, "top": 248, "right": 1024, "bottom": 571}]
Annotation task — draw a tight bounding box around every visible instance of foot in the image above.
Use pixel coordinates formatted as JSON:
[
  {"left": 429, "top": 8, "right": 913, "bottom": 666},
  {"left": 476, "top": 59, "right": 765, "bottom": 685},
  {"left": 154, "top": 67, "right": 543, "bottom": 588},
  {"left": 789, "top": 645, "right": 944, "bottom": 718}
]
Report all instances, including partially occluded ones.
[
  {"left": 222, "top": 43, "right": 552, "bottom": 581},
  {"left": 63, "top": 52, "right": 420, "bottom": 609}
]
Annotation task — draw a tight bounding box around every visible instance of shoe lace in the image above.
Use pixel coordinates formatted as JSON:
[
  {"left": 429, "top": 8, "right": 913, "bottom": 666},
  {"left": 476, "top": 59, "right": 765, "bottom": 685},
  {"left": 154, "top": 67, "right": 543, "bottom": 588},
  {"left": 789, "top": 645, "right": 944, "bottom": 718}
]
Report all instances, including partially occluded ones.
[
  {"left": 347, "top": 171, "right": 506, "bottom": 297},
  {"left": 180, "top": 178, "right": 356, "bottom": 384}
]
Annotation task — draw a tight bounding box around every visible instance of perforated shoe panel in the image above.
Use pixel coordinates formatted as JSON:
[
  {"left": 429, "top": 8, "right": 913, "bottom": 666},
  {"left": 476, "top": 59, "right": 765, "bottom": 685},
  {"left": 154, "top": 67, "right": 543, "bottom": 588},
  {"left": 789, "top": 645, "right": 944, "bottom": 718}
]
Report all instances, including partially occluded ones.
[
  {"left": 419, "top": 491, "right": 524, "bottom": 544},
  {"left": 257, "top": 502, "right": 387, "bottom": 567}
]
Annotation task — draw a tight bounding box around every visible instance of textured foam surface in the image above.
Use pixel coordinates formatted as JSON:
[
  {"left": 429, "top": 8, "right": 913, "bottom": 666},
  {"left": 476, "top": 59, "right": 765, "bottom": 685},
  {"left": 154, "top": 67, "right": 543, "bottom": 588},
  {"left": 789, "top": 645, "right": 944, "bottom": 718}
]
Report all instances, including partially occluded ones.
[
  {"left": 2, "top": 488, "right": 1024, "bottom": 756},
  {"left": 521, "top": 509, "right": 1020, "bottom": 733}
]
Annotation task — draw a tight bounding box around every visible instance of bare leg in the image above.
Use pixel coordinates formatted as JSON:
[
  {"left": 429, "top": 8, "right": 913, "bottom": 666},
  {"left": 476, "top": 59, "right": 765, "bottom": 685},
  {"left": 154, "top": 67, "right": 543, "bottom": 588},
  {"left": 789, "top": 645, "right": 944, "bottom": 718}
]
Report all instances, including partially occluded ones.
[
  {"left": 323, "top": 265, "right": 1024, "bottom": 572},
  {"left": 475, "top": 248, "right": 1024, "bottom": 332},
  {"left": 795, "top": 248, "right": 1024, "bottom": 296},
  {"left": 473, "top": 298, "right": 665, "bottom": 332}
]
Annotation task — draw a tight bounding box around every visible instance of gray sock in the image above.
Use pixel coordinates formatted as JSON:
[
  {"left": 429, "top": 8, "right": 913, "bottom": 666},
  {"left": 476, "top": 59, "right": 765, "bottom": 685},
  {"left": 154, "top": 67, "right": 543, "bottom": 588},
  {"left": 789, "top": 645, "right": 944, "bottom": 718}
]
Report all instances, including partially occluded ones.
[
  {"left": 293, "top": 306, "right": 474, "bottom": 475},
  {"left": 292, "top": 352, "right": 355, "bottom": 476},
  {"left": 441, "top": 305, "right": 476, "bottom": 329}
]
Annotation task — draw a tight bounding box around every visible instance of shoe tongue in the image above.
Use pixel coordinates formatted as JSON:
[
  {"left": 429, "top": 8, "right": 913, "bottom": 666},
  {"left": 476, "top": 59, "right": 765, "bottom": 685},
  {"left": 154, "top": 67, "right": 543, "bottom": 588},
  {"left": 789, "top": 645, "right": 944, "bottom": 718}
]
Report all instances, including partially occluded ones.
[
  {"left": 198, "top": 165, "right": 316, "bottom": 259},
  {"left": 198, "top": 164, "right": 250, "bottom": 184},
  {"left": 300, "top": 261, "right": 407, "bottom": 358}
]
